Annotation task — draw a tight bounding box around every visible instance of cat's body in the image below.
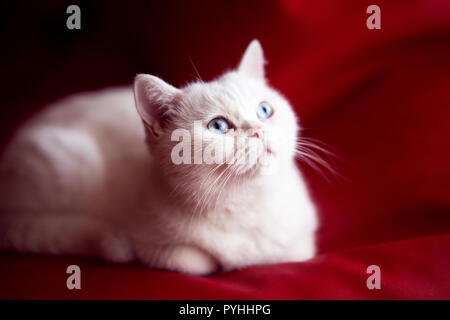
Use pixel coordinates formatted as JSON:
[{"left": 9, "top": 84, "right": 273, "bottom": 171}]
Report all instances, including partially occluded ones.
[{"left": 0, "top": 40, "right": 317, "bottom": 275}]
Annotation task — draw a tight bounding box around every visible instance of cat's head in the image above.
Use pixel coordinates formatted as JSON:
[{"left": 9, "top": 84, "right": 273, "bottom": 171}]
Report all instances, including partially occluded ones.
[{"left": 134, "top": 40, "right": 299, "bottom": 210}]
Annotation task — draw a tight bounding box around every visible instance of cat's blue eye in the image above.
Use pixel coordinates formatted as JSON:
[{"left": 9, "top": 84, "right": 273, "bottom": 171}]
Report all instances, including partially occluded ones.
[
  {"left": 257, "top": 102, "right": 273, "bottom": 120},
  {"left": 207, "top": 117, "right": 231, "bottom": 134}
]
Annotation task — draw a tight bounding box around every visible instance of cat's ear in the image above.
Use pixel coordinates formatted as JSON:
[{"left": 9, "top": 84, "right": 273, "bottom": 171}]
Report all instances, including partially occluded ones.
[
  {"left": 238, "top": 39, "right": 266, "bottom": 81},
  {"left": 134, "top": 74, "right": 180, "bottom": 137}
]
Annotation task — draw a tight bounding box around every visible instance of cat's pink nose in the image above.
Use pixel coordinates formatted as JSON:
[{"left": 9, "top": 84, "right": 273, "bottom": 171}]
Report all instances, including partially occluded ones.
[{"left": 249, "top": 127, "right": 265, "bottom": 141}]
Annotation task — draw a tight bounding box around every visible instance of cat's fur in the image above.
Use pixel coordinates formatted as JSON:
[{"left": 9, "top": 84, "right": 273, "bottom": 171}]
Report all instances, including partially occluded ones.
[{"left": 0, "top": 40, "right": 317, "bottom": 275}]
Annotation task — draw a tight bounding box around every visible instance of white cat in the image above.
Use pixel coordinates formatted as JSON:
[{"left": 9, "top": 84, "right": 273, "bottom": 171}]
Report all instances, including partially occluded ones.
[{"left": 0, "top": 40, "right": 317, "bottom": 275}]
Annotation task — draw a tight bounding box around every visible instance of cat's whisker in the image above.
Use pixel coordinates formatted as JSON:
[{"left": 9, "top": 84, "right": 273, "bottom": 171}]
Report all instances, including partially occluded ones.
[
  {"left": 193, "top": 162, "right": 231, "bottom": 219},
  {"left": 215, "top": 164, "right": 236, "bottom": 207},
  {"left": 187, "top": 53, "right": 203, "bottom": 82},
  {"left": 296, "top": 148, "right": 339, "bottom": 181},
  {"left": 296, "top": 147, "right": 334, "bottom": 171},
  {"left": 296, "top": 137, "right": 342, "bottom": 160},
  {"left": 197, "top": 164, "right": 225, "bottom": 217},
  {"left": 295, "top": 138, "right": 348, "bottom": 183},
  {"left": 296, "top": 150, "right": 333, "bottom": 184},
  {"left": 212, "top": 165, "right": 235, "bottom": 216},
  {"left": 195, "top": 163, "right": 223, "bottom": 212},
  {"left": 212, "top": 155, "right": 239, "bottom": 215}
]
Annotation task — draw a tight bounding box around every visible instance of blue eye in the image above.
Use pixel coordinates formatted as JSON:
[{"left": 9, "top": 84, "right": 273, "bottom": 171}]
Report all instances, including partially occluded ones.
[
  {"left": 207, "top": 117, "right": 231, "bottom": 134},
  {"left": 257, "top": 102, "right": 273, "bottom": 119}
]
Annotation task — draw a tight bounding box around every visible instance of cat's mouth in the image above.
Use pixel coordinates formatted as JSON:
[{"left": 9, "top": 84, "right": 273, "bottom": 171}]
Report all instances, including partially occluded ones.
[
  {"left": 265, "top": 146, "right": 275, "bottom": 156},
  {"left": 239, "top": 145, "right": 277, "bottom": 176}
]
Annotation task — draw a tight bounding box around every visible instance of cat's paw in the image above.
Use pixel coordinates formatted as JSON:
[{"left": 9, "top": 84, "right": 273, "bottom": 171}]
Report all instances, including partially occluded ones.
[
  {"left": 285, "top": 234, "right": 316, "bottom": 262},
  {"left": 167, "top": 245, "right": 220, "bottom": 276},
  {"left": 166, "top": 245, "right": 220, "bottom": 276},
  {"left": 138, "top": 244, "right": 220, "bottom": 276},
  {"left": 99, "top": 231, "right": 135, "bottom": 263}
]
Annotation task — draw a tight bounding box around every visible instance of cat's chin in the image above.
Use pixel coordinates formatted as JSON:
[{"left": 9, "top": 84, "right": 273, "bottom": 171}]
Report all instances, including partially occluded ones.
[{"left": 236, "top": 152, "right": 279, "bottom": 178}]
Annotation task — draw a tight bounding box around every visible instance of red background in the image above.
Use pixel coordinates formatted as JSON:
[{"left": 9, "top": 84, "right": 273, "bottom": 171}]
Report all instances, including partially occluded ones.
[{"left": 0, "top": 0, "right": 449, "bottom": 299}]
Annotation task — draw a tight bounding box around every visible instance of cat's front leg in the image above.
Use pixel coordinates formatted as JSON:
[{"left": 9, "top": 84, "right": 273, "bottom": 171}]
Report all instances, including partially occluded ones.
[
  {"left": 136, "top": 243, "right": 220, "bottom": 276},
  {"left": 284, "top": 232, "right": 316, "bottom": 263}
]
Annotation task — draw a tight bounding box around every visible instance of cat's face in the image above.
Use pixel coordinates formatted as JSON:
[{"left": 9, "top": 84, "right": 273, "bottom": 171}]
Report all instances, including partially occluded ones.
[{"left": 134, "top": 40, "right": 299, "bottom": 210}]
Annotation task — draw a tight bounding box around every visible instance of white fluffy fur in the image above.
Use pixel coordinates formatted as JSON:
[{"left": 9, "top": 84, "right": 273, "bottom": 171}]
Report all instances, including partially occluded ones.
[{"left": 0, "top": 40, "right": 317, "bottom": 275}]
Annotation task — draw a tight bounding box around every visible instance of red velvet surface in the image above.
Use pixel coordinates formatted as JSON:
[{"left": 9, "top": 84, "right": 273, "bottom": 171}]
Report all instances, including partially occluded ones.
[{"left": 1, "top": 0, "right": 449, "bottom": 299}]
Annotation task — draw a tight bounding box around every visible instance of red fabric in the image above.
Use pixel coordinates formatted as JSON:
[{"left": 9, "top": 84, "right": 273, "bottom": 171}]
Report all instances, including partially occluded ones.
[{"left": 1, "top": 0, "right": 450, "bottom": 299}]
